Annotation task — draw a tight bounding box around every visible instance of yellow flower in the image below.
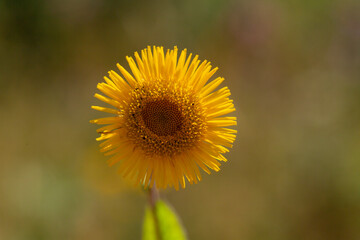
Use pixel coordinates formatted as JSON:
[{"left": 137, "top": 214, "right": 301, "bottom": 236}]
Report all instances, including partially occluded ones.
[{"left": 91, "top": 46, "right": 237, "bottom": 190}]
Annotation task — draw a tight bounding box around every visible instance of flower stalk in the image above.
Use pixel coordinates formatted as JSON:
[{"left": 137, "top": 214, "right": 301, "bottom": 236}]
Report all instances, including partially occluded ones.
[{"left": 148, "top": 186, "right": 162, "bottom": 240}]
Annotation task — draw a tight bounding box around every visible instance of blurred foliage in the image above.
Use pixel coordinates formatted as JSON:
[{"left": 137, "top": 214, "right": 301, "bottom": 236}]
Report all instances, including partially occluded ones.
[
  {"left": 143, "top": 200, "right": 186, "bottom": 240},
  {"left": 0, "top": 0, "right": 360, "bottom": 239}
]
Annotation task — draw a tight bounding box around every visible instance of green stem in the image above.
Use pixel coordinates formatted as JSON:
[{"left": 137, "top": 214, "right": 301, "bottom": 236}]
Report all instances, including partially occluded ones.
[{"left": 148, "top": 186, "right": 162, "bottom": 240}]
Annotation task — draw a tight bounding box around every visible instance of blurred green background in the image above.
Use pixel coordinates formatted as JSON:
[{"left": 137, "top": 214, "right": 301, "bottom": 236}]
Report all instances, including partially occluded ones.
[{"left": 1, "top": 0, "right": 360, "bottom": 239}]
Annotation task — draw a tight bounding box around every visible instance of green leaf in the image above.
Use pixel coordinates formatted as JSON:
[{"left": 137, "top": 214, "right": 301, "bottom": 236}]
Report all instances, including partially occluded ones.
[
  {"left": 143, "top": 206, "right": 157, "bottom": 240},
  {"left": 142, "top": 200, "right": 187, "bottom": 240}
]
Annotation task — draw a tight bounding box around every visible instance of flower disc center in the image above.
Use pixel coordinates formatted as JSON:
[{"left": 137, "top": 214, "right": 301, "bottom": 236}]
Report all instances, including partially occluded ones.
[{"left": 141, "top": 99, "right": 183, "bottom": 136}]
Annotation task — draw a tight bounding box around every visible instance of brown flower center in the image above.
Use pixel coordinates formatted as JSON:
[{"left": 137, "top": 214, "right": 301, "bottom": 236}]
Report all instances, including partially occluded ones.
[
  {"left": 125, "top": 85, "right": 205, "bottom": 157},
  {"left": 141, "top": 99, "right": 183, "bottom": 136}
]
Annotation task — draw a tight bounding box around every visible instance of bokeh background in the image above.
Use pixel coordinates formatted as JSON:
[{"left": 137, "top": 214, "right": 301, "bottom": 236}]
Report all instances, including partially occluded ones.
[{"left": 1, "top": 0, "right": 360, "bottom": 239}]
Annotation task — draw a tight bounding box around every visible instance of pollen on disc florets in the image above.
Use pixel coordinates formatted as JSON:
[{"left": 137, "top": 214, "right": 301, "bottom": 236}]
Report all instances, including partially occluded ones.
[{"left": 125, "top": 82, "right": 206, "bottom": 157}]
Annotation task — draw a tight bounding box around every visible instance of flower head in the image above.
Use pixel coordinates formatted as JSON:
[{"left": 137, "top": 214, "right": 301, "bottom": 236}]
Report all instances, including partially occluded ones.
[{"left": 91, "top": 46, "right": 236, "bottom": 190}]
